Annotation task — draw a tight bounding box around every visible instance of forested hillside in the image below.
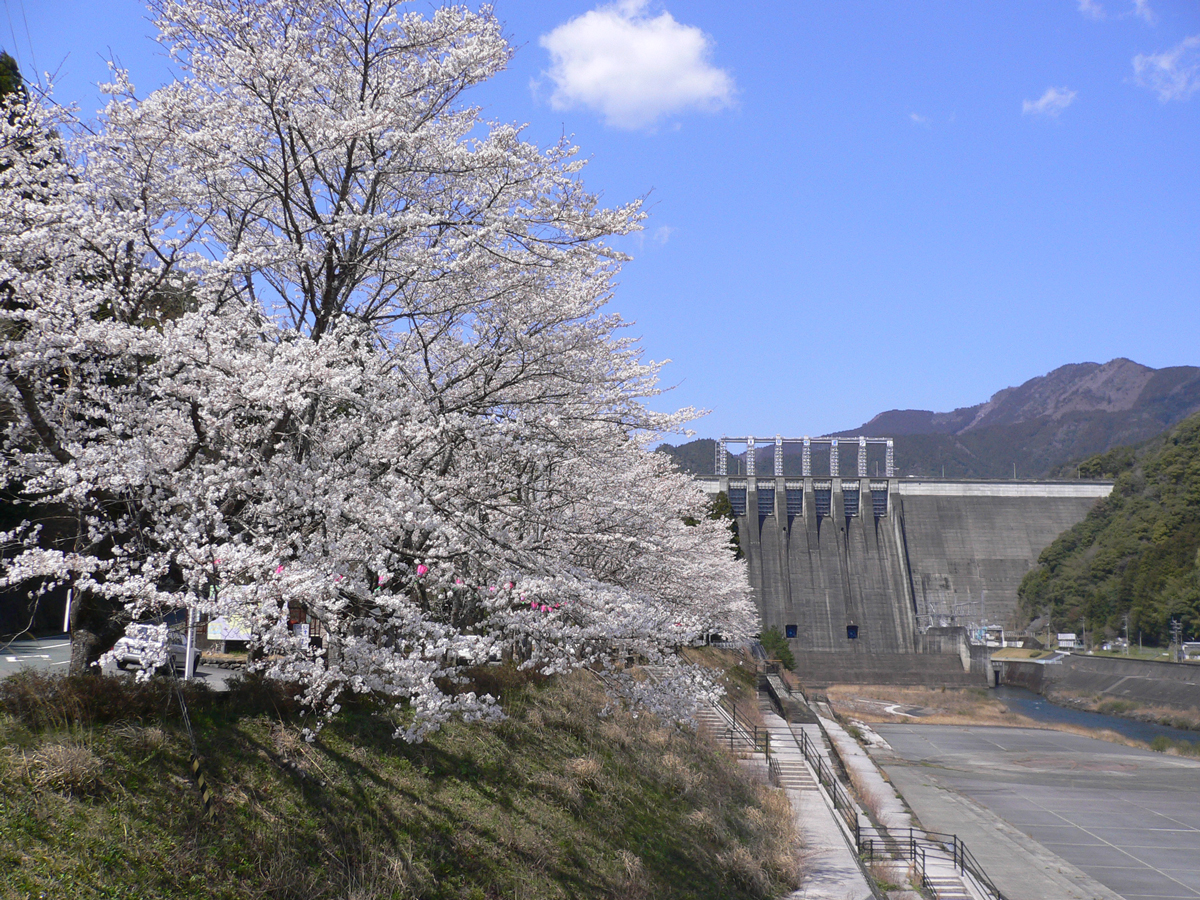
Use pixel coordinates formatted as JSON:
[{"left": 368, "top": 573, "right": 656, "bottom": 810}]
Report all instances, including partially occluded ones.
[{"left": 1018, "top": 412, "right": 1200, "bottom": 644}]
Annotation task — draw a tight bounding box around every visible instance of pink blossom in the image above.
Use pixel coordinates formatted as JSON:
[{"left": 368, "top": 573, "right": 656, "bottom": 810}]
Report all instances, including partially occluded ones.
[
  {"left": 276, "top": 565, "right": 284, "bottom": 575},
  {"left": 416, "top": 564, "right": 429, "bottom": 577}
]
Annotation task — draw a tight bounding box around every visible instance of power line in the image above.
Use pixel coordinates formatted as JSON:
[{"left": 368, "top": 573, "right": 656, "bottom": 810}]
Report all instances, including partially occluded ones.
[
  {"left": 16, "top": 0, "right": 36, "bottom": 79},
  {"left": 2, "top": 0, "right": 22, "bottom": 72}
]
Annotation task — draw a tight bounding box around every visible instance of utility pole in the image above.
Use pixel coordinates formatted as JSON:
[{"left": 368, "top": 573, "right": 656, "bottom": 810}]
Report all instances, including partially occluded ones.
[
  {"left": 1124, "top": 613, "right": 1130, "bottom": 656},
  {"left": 1171, "top": 619, "right": 1184, "bottom": 662}
]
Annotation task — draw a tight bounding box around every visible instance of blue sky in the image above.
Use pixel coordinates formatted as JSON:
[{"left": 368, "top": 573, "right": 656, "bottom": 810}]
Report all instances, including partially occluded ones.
[{"left": 6, "top": 0, "right": 1199, "bottom": 439}]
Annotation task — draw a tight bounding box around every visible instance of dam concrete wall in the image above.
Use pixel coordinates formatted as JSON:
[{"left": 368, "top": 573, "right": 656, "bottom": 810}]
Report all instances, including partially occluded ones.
[
  {"left": 894, "top": 481, "right": 1112, "bottom": 630},
  {"left": 701, "top": 477, "right": 1111, "bottom": 664},
  {"left": 736, "top": 477, "right": 915, "bottom": 654}
]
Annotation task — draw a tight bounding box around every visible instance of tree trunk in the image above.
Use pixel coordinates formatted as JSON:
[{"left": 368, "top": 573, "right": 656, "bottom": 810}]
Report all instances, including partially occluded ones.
[{"left": 67, "top": 589, "right": 125, "bottom": 675}]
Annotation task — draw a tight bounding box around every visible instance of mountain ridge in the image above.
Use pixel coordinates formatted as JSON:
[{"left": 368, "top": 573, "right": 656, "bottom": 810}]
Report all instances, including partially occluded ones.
[{"left": 658, "top": 359, "right": 1200, "bottom": 479}]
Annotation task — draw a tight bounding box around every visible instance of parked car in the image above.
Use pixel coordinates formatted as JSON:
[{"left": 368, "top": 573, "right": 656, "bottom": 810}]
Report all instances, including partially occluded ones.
[{"left": 113, "top": 624, "right": 201, "bottom": 674}]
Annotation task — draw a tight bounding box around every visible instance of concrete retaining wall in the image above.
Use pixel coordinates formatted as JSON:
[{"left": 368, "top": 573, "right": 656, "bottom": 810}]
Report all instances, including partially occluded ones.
[
  {"left": 793, "top": 650, "right": 987, "bottom": 687},
  {"left": 999, "top": 655, "right": 1200, "bottom": 710}
]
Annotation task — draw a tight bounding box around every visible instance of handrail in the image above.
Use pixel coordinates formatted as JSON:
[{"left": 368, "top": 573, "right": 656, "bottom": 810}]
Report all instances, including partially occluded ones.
[
  {"left": 916, "top": 829, "right": 1007, "bottom": 899},
  {"left": 796, "top": 728, "right": 1007, "bottom": 900},
  {"left": 798, "top": 728, "right": 860, "bottom": 836},
  {"left": 720, "top": 697, "right": 772, "bottom": 759}
]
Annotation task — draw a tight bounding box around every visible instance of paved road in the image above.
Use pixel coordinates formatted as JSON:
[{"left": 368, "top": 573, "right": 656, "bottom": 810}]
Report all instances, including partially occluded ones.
[
  {"left": 0, "top": 633, "right": 238, "bottom": 689},
  {"left": 873, "top": 724, "right": 1200, "bottom": 900}
]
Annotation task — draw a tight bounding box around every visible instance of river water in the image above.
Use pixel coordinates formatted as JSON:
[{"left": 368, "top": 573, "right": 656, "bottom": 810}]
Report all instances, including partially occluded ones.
[{"left": 992, "top": 684, "right": 1200, "bottom": 747}]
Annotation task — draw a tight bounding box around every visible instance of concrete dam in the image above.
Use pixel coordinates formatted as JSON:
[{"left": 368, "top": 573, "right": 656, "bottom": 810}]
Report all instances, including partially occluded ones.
[{"left": 700, "top": 435, "right": 1112, "bottom": 684}]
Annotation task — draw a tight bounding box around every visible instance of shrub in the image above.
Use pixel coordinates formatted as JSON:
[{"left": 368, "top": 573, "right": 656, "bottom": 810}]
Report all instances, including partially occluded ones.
[
  {"left": 0, "top": 669, "right": 308, "bottom": 731},
  {"left": 759, "top": 627, "right": 795, "bottom": 670}
]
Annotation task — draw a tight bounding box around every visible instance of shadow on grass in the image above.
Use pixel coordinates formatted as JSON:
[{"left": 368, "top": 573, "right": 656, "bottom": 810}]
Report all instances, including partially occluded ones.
[{"left": 1, "top": 668, "right": 798, "bottom": 900}]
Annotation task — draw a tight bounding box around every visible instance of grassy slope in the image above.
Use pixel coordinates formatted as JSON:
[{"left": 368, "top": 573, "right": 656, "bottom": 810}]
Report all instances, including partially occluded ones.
[
  {"left": 1018, "top": 411, "right": 1200, "bottom": 643},
  {"left": 0, "top": 663, "right": 798, "bottom": 900}
]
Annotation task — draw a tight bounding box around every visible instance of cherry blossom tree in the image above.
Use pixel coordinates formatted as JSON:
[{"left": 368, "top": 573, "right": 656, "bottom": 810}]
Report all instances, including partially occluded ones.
[{"left": 0, "top": 0, "right": 755, "bottom": 737}]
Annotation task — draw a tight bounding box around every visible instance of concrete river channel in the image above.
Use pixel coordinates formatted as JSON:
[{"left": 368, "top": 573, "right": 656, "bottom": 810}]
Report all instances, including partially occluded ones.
[{"left": 868, "top": 692, "right": 1200, "bottom": 900}]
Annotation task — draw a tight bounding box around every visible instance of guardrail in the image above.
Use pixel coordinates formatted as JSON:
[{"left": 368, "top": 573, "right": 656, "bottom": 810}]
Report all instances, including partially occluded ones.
[
  {"left": 721, "top": 696, "right": 772, "bottom": 759},
  {"left": 860, "top": 835, "right": 934, "bottom": 896},
  {"left": 796, "top": 728, "right": 1007, "bottom": 900},
  {"left": 797, "top": 729, "right": 860, "bottom": 836}
]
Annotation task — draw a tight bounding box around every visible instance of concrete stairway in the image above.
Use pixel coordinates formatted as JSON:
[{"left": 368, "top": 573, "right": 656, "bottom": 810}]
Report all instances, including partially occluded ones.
[
  {"left": 755, "top": 697, "right": 818, "bottom": 793},
  {"left": 693, "top": 701, "right": 758, "bottom": 754},
  {"left": 694, "top": 685, "right": 991, "bottom": 900},
  {"left": 924, "top": 873, "right": 975, "bottom": 900}
]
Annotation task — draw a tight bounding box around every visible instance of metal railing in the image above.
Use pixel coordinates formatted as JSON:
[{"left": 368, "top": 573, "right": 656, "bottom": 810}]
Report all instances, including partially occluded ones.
[
  {"left": 796, "top": 728, "right": 1007, "bottom": 900},
  {"left": 860, "top": 834, "right": 934, "bottom": 896},
  {"left": 797, "top": 728, "right": 862, "bottom": 841},
  {"left": 918, "top": 829, "right": 1007, "bottom": 900},
  {"left": 721, "top": 697, "right": 772, "bottom": 758}
]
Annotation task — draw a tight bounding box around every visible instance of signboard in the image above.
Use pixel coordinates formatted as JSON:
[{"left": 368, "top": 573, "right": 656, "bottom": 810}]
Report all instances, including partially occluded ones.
[
  {"left": 206, "top": 616, "right": 253, "bottom": 642},
  {"left": 1057, "top": 632, "right": 1077, "bottom": 649}
]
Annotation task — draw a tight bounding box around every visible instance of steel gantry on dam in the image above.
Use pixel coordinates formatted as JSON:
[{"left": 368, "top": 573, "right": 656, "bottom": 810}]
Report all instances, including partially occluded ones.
[{"left": 715, "top": 435, "right": 895, "bottom": 479}]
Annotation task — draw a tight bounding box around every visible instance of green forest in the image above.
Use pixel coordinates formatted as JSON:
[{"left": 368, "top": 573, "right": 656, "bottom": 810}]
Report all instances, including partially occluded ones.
[{"left": 1019, "top": 412, "right": 1200, "bottom": 645}]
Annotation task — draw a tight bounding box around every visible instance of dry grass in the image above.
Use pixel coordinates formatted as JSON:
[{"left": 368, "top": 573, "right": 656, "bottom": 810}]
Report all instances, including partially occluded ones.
[
  {"left": 24, "top": 740, "right": 105, "bottom": 796},
  {"left": 1049, "top": 689, "right": 1200, "bottom": 731},
  {"left": 867, "top": 860, "right": 913, "bottom": 893},
  {"left": 825, "top": 684, "right": 1029, "bottom": 727},
  {"left": 0, "top": 665, "right": 803, "bottom": 900}
]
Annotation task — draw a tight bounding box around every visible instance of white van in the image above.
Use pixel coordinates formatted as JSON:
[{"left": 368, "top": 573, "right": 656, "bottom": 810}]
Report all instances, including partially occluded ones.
[{"left": 112, "top": 624, "right": 200, "bottom": 674}]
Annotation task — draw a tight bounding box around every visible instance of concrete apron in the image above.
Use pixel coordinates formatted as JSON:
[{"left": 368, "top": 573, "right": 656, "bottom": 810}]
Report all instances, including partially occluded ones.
[{"left": 860, "top": 731, "right": 1126, "bottom": 900}]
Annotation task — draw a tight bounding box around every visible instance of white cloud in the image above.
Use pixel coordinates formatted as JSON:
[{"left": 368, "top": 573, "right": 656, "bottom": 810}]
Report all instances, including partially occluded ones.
[
  {"left": 1133, "top": 34, "right": 1200, "bottom": 101},
  {"left": 1079, "top": 1, "right": 1157, "bottom": 24},
  {"left": 539, "top": 0, "right": 735, "bottom": 129},
  {"left": 909, "top": 112, "right": 930, "bottom": 125},
  {"left": 653, "top": 225, "right": 675, "bottom": 245},
  {"left": 1022, "top": 86, "right": 1078, "bottom": 116}
]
